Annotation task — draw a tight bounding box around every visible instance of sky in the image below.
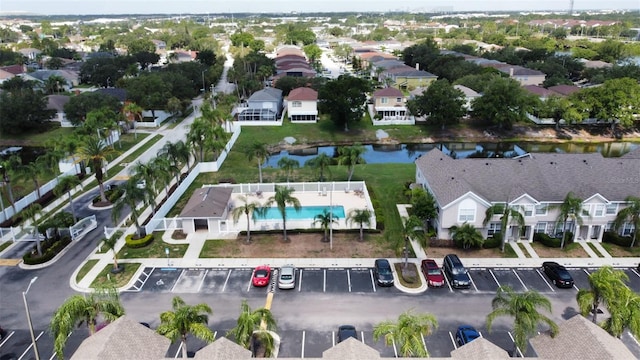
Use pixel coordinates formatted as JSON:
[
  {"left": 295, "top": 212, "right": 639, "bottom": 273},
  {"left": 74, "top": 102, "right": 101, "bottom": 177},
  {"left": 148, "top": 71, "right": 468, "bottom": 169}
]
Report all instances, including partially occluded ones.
[{"left": 0, "top": 0, "right": 638, "bottom": 16}]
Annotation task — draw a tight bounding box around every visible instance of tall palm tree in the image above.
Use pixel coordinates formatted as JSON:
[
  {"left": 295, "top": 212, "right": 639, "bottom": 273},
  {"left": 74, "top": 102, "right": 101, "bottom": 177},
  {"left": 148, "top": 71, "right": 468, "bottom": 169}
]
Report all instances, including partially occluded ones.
[
  {"left": 151, "top": 156, "right": 173, "bottom": 197},
  {"left": 53, "top": 175, "right": 82, "bottom": 222},
  {"left": 314, "top": 209, "right": 338, "bottom": 243},
  {"left": 158, "top": 140, "right": 191, "bottom": 182},
  {"left": 245, "top": 142, "right": 269, "bottom": 183},
  {"left": 373, "top": 310, "right": 438, "bottom": 358},
  {"left": 613, "top": 196, "right": 640, "bottom": 248},
  {"left": 44, "top": 75, "right": 67, "bottom": 94},
  {"left": 231, "top": 195, "right": 262, "bottom": 244},
  {"left": 336, "top": 143, "right": 366, "bottom": 182},
  {"left": 551, "top": 192, "right": 585, "bottom": 248},
  {"left": 21, "top": 203, "right": 43, "bottom": 256},
  {"left": 264, "top": 185, "right": 300, "bottom": 242},
  {"left": 347, "top": 208, "right": 372, "bottom": 241},
  {"left": 401, "top": 215, "right": 425, "bottom": 268},
  {"left": 486, "top": 286, "right": 559, "bottom": 357},
  {"left": 577, "top": 266, "right": 629, "bottom": 324},
  {"left": 122, "top": 101, "right": 144, "bottom": 138},
  {"left": 277, "top": 157, "right": 299, "bottom": 182},
  {"left": 0, "top": 156, "right": 20, "bottom": 212},
  {"left": 156, "top": 296, "right": 215, "bottom": 359},
  {"left": 14, "top": 155, "right": 56, "bottom": 199},
  {"left": 50, "top": 287, "right": 124, "bottom": 359},
  {"left": 101, "top": 233, "right": 121, "bottom": 272},
  {"left": 77, "top": 135, "right": 117, "bottom": 203},
  {"left": 111, "top": 177, "right": 147, "bottom": 237},
  {"left": 205, "top": 125, "right": 230, "bottom": 161},
  {"left": 483, "top": 202, "right": 525, "bottom": 252},
  {"left": 305, "top": 153, "right": 332, "bottom": 182},
  {"left": 130, "top": 161, "right": 160, "bottom": 213},
  {"left": 187, "top": 118, "right": 209, "bottom": 162},
  {"left": 601, "top": 288, "right": 640, "bottom": 339},
  {"left": 450, "top": 223, "right": 484, "bottom": 250},
  {"left": 228, "top": 300, "right": 277, "bottom": 356}
]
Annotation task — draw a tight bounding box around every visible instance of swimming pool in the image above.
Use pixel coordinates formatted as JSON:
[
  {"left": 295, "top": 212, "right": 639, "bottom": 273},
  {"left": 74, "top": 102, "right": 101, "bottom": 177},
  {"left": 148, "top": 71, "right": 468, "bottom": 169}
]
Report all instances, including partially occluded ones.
[{"left": 254, "top": 206, "right": 346, "bottom": 220}]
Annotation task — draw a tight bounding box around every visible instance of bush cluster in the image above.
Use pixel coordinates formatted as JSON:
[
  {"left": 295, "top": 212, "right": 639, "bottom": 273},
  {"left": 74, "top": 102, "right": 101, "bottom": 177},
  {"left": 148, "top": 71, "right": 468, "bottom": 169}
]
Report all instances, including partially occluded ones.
[
  {"left": 125, "top": 233, "right": 154, "bottom": 248},
  {"left": 602, "top": 231, "right": 634, "bottom": 247},
  {"left": 533, "top": 231, "right": 574, "bottom": 247},
  {"left": 483, "top": 236, "right": 501, "bottom": 249},
  {"left": 23, "top": 237, "right": 72, "bottom": 265},
  {"left": 92, "top": 187, "right": 124, "bottom": 204}
]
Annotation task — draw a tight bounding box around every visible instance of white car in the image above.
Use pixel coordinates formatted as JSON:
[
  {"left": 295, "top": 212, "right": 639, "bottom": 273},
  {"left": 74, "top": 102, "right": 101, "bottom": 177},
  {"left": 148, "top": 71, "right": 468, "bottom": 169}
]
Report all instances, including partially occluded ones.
[{"left": 278, "top": 265, "right": 296, "bottom": 290}]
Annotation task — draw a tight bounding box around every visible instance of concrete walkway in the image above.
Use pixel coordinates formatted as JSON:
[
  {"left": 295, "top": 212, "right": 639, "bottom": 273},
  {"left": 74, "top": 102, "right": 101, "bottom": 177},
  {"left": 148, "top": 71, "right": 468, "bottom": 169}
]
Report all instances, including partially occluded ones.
[{"left": 520, "top": 241, "right": 540, "bottom": 258}]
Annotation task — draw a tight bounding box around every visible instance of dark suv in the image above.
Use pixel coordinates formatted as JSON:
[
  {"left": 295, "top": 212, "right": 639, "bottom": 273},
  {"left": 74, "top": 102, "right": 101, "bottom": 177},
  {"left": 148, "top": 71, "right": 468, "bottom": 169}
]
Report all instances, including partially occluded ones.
[
  {"left": 374, "top": 259, "right": 394, "bottom": 286},
  {"left": 443, "top": 254, "right": 471, "bottom": 289}
]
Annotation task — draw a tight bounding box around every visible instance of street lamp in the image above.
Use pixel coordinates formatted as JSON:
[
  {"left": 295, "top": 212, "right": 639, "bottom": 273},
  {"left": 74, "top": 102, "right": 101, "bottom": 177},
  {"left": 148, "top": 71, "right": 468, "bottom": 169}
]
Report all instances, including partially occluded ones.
[
  {"left": 201, "top": 70, "right": 206, "bottom": 94},
  {"left": 23, "top": 276, "right": 40, "bottom": 360},
  {"left": 165, "top": 247, "right": 170, "bottom": 266}
]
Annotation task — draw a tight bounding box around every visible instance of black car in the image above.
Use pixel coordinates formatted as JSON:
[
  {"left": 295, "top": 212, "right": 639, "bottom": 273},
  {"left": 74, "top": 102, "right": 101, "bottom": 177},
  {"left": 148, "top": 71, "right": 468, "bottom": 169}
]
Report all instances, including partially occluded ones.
[
  {"left": 374, "top": 259, "right": 394, "bottom": 286},
  {"left": 337, "top": 325, "right": 358, "bottom": 343},
  {"left": 542, "top": 261, "right": 574, "bottom": 288},
  {"left": 443, "top": 254, "right": 471, "bottom": 289}
]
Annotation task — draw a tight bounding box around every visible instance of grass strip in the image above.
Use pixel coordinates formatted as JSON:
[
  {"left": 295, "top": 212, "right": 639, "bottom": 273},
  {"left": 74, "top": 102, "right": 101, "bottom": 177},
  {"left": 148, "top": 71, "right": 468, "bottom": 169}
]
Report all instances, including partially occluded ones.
[
  {"left": 75, "top": 259, "right": 99, "bottom": 283},
  {"left": 91, "top": 262, "right": 141, "bottom": 289}
]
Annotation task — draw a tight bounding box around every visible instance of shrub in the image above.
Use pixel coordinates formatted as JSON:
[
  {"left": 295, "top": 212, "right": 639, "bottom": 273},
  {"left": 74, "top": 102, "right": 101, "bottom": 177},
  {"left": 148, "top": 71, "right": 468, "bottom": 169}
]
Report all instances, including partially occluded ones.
[
  {"left": 602, "top": 231, "right": 633, "bottom": 247},
  {"left": 483, "top": 236, "right": 501, "bottom": 249},
  {"left": 92, "top": 187, "right": 124, "bottom": 204},
  {"left": 23, "top": 237, "right": 72, "bottom": 265},
  {"left": 125, "top": 233, "right": 154, "bottom": 248},
  {"left": 534, "top": 233, "right": 561, "bottom": 247}
]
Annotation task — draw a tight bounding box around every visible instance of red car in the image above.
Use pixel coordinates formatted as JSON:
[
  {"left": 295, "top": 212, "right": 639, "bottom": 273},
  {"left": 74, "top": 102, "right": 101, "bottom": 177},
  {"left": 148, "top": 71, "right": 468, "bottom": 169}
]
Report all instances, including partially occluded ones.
[
  {"left": 421, "top": 259, "right": 445, "bottom": 287},
  {"left": 252, "top": 265, "right": 271, "bottom": 287}
]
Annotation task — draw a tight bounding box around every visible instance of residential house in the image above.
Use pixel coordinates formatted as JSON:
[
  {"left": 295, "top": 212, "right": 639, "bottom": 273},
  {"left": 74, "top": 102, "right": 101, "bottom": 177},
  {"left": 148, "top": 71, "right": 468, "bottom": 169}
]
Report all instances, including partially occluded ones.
[
  {"left": 485, "top": 64, "right": 546, "bottom": 86},
  {"left": 523, "top": 85, "right": 556, "bottom": 100},
  {"left": 287, "top": 87, "right": 318, "bottom": 123},
  {"left": 371, "top": 87, "right": 413, "bottom": 125},
  {"left": 0, "top": 64, "right": 26, "bottom": 83},
  {"left": 46, "top": 95, "right": 72, "bottom": 127},
  {"left": 547, "top": 84, "right": 580, "bottom": 97},
  {"left": 29, "top": 69, "right": 80, "bottom": 89},
  {"left": 179, "top": 187, "right": 233, "bottom": 234},
  {"left": 237, "top": 87, "right": 283, "bottom": 122},
  {"left": 453, "top": 85, "right": 480, "bottom": 110},
  {"left": 370, "top": 58, "right": 437, "bottom": 90},
  {"left": 17, "top": 47, "right": 42, "bottom": 61},
  {"left": 415, "top": 148, "right": 639, "bottom": 241}
]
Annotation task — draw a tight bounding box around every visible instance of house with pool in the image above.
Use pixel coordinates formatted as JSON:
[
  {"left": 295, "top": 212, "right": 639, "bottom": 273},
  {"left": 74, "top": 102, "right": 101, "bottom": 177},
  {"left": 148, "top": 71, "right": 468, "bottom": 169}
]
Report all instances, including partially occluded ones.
[{"left": 177, "top": 182, "right": 375, "bottom": 236}]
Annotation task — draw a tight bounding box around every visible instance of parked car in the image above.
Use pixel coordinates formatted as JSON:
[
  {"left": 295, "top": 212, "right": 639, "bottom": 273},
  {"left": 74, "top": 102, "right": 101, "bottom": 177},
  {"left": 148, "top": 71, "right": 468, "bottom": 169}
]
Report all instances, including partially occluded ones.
[
  {"left": 455, "top": 325, "right": 480, "bottom": 346},
  {"left": 542, "top": 261, "right": 574, "bottom": 288},
  {"left": 337, "top": 325, "right": 358, "bottom": 343},
  {"left": 421, "top": 259, "right": 445, "bottom": 288},
  {"left": 443, "top": 254, "right": 471, "bottom": 289},
  {"left": 278, "top": 265, "right": 296, "bottom": 290},
  {"left": 374, "top": 259, "right": 394, "bottom": 286},
  {"left": 252, "top": 265, "right": 271, "bottom": 287}
]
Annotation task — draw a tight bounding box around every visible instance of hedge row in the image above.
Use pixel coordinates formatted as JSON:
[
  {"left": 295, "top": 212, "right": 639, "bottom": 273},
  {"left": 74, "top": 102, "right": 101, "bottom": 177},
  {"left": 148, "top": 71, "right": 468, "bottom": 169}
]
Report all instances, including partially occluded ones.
[
  {"left": 533, "top": 232, "right": 574, "bottom": 248},
  {"left": 603, "top": 231, "right": 634, "bottom": 247},
  {"left": 92, "top": 187, "right": 124, "bottom": 204},
  {"left": 125, "top": 233, "right": 154, "bottom": 248},
  {"left": 23, "top": 237, "right": 72, "bottom": 265}
]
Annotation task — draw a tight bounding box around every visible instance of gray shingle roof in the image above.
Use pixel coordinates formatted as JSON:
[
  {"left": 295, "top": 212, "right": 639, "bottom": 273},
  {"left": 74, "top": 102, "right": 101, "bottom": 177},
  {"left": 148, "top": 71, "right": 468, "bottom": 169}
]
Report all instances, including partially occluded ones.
[
  {"left": 322, "top": 337, "right": 381, "bottom": 359},
  {"left": 248, "top": 87, "right": 283, "bottom": 102},
  {"left": 450, "top": 338, "right": 510, "bottom": 359},
  {"left": 415, "top": 148, "right": 640, "bottom": 206},
  {"left": 194, "top": 337, "right": 252, "bottom": 359},
  {"left": 180, "top": 187, "right": 233, "bottom": 218}
]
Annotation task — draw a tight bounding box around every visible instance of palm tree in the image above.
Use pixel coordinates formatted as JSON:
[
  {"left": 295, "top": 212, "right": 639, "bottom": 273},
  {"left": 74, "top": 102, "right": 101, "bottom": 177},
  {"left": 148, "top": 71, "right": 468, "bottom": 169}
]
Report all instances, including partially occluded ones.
[
  {"left": 231, "top": 195, "right": 262, "bottom": 244},
  {"left": 50, "top": 287, "right": 124, "bottom": 359},
  {"left": 53, "top": 175, "right": 82, "bottom": 222},
  {"left": 101, "top": 233, "right": 121, "bottom": 272},
  {"left": 305, "top": 153, "right": 332, "bottom": 182},
  {"left": 187, "top": 118, "right": 209, "bottom": 162},
  {"left": 21, "top": 203, "right": 43, "bottom": 256},
  {"left": 205, "top": 125, "right": 230, "bottom": 161},
  {"left": 111, "top": 177, "right": 147, "bottom": 237},
  {"left": 122, "top": 101, "right": 143, "bottom": 138},
  {"left": 551, "top": 192, "right": 585, "bottom": 248},
  {"left": 264, "top": 185, "right": 300, "bottom": 242},
  {"left": 402, "top": 215, "right": 424, "bottom": 268},
  {"left": 483, "top": 202, "right": 525, "bottom": 252},
  {"left": 373, "top": 310, "right": 438, "bottom": 358},
  {"left": 228, "top": 300, "right": 277, "bottom": 356},
  {"left": 44, "top": 75, "right": 67, "bottom": 94},
  {"left": 486, "top": 286, "right": 559, "bottom": 357},
  {"left": 449, "top": 223, "right": 484, "bottom": 250},
  {"left": 0, "top": 156, "right": 20, "bottom": 212},
  {"left": 613, "top": 196, "right": 640, "bottom": 248},
  {"left": 277, "top": 157, "right": 299, "bottom": 182},
  {"left": 157, "top": 296, "right": 215, "bottom": 359},
  {"left": 245, "top": 142, "right": 269, "bottom": 183},
  {"left": 14, "top": 155, "right": 55, "bottom": 199},
  {"left": 601, "top": 288, "right": 640, "bottom": 339},
  {"left": 577, "top": 266, "right": 629, "bottom": 324},
  {"left": 314, "top": 209, "right": 338, "bottom": 243},
  {"left": 336, "top": 143, "right": 366, "bottom": 182},
  {"left": 77, "top": 135, "right": 117, "bottom": 203},
  {"left": 130, "top": 161, "right": 161, "bottom": 213},
  {"left": 158, "top": 140, "right": 191, "bottom": 183},
  {"left": 347, "top": 208, "right": 372, "bottom": 241}
]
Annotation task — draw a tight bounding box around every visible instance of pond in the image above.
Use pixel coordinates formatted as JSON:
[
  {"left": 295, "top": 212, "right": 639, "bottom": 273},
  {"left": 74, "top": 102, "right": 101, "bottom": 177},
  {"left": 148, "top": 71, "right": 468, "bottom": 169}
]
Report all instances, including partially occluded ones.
[{"left": 264, "top": 141, "right": 639, "bottom": 168}]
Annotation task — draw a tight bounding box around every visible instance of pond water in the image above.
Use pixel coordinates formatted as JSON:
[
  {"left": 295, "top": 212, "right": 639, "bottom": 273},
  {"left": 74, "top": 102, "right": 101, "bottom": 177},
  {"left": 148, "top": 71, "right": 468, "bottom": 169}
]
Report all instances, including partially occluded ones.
[{"left": 264, "top": 141, "right": 639, "bottom": 168}]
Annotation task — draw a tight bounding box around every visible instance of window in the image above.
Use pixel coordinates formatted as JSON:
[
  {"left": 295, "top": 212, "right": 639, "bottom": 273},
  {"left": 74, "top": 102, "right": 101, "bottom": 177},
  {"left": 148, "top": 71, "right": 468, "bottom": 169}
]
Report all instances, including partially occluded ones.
[
  {"left": 622, "top": 223, "right": 635, "bottom": 236},
  {"left": 593, "top": 204, "right": 605, "bottom": 217},
  {"left": 291, "top": 101, "right": 301, "bottom": 108},
  {"left": 381, "top": 97, "right": 388, "bottom": 104},
  {"left": 396, "top": 97, "right": 402, "bottom": 103},
  {"left": 535, "top": 204, "right": 547, "bottom": 215},
  {"left": 606, "top": 204, "right": 617, "bottom": 215},
  {"left": 487, "top": 223, "right": 501, "bottom": 236},
  {"left": 605, "top": 222, "right": 614, "bottom": 231},
  {"left": 522, "top": 205, "right": 534, "bottom": 217},
  {"left": 458, "top": 199, "right": 476, "bottom": 222},
  {"left": 534, "top": 222, "right": 547, "bottom": 233}
]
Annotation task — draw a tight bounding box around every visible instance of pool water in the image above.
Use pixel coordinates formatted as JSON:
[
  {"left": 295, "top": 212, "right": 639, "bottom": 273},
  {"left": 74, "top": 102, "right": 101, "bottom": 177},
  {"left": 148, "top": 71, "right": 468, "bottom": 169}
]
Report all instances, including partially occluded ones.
[{"left": 254, "top": 206, "right": 345, "bottom": 220}]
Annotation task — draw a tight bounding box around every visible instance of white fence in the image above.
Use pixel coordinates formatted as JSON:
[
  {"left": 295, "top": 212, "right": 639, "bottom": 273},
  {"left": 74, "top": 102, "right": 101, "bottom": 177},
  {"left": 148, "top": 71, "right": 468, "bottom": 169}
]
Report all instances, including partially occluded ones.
[
  {"left": 0, "top": 215, "right": 96, "bottom": 244},
  {"left": 206, "top": 181, "right": 365, "bottom": 195}
]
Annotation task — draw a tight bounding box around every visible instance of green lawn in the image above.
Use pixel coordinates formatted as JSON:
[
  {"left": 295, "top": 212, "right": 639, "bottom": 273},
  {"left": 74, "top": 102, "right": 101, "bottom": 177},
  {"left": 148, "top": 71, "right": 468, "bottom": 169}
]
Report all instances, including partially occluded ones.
[
  {"left": 118, "top": 134, "right": 161, "bottom": 164},
  {"left": 90, "top": 262, "right": 141, "bottom": 289},
  {"left": 117, "top": 237, "right": 189, "bottom": 259},
  {"left": 0, "top": 241, "right": 13, "bottom": 253},
  {"left": 75, "top": 259, "right": 99, "bottom": 283},
  {"left": 0, "top": 125, "right": 75, "bottom": 146}
]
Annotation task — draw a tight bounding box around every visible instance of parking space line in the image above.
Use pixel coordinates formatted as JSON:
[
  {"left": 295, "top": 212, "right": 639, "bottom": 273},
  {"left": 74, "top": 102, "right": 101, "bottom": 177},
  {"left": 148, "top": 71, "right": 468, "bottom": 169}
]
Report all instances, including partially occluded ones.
[
  {"left": 347, "top": 269, "right": 352, "bottom": 292},
  {"left": 247, "top": 271, "right": 253, "bottom": 292},
  {"left": 479, "top": 331, "right": 483, "bottom": 338},
  {"left": 512, "top": 269, "right": 528, "bottom": 292},
  {"left": 170, "top": 269, "right": 185, "bottom": 292},
  {"left": 301, "top": 330, "right": 305, "bottom": 358},
  {"left": 174, "top": 341, "right": 182, "bottom": 358},
  {"left": 18, "top": 331, "right": 43, "bottom": 360},
  {"left": 449, "top": 331, "right": 457, "bottom": 349},
  {"left": 134, "top": 267, "right": 155, "bottom": 291},
  {"left": 631, "top": 269, "right": 640, "bottom": 278},
  {"left": 222, "top": 269, "right": 232, "bottom": 292},
  {"left": 323, "top": 269, "right": 326, "bottom": 293},
  {"left": 369, "top": 269, "right": 376, "bottom": 292},
  {"left": 507, "top": 331, "right": 524, "bottom": 358},
  {"left": 537, "top": 269, "right": 555, "bottom": 292},
  {"left": 421, "top": 332, "right": 428, "bottom": 354},
  {"left": 467, "top": 272, "right": 479, "bottom": 292},
  {"left": 298, "top": 269, "right": 303, "bottom": 292},
  {"left": 583, "top": 269, "right": 591, "bottom": 277},
  {"left": 0, "top": 330, "right": 14, "bottom": 347},
  {"left": 392, "top": 338, "right": 398, "bottom": 358},
  {"left": 444, "top": 273, "right": 453, "bottom": 292},
  {"left": 360, "top": 331, "right": 365, "bottom": 344},
  {"left": 332, "top": 331, "right": 335, "bottom": 347},
  {"left": 489, "top": 269, "right": 501, "bottom": 287},
  {"left": 197, "top": 269, "right": 208, "bottom": 292}
]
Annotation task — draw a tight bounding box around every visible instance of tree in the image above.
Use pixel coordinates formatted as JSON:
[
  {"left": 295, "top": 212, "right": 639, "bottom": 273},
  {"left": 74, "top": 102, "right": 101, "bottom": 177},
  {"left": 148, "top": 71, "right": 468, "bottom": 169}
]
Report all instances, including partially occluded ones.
[
  {"left": 486, "top": 286, "right": 558, "bottom": 357},
  {"left": 471, "top": 77, "right": 537, "bottom": 129},
  {"left": 577, "top": 266, "right": 630, "bottom": 324},
  {"left": 228, "top": 300, "right": 277, "bottom": 356},
  {"left": 101, "top": 232, "right": 122, "bottom": 272},
  {"left": 336, "top": 144, "right": 366, "bottom": 182},
  {"left": 409, "top": 188, "right": 437, "bottom": 225},
  {"left": 613, "top": 196, "right": 640, "bottom": 248},
  {"left": 133, "top": 51, "right": 160, "bottom": 70},
  {"left": 53, "top": 175, "right": 82, "bottom": 222},
  {"left": 303, "top": 44, "right": 322, "bottom": 67},
  {"left": 318, "top": 75, "right": 370, "bottom": 131},
  {"left": 50, "top": 287, "right": 124, "bottom": 359},
  {"left": 449, "top": 223, "right": 484, "bottom": 250},
  {"left": 63, "top": 91, "right": 121, "bottom": 126},
  {"left": 77, "top": 136, "right": 117, "bottom": 203},
  {"left": 187, "top": 118, "right": 209, "bottom": 163},
  {"left": 158, "top": 140, "right": 191, "bottom": 183},
  {"left": 407, "top": 79, "right": 466, "bottom": 129},
  {"left": 21, "top": 204, "right": 44, "bottom": 256},
  {"left": 0, "top": 156, "right": 20, "bottom": 212},
  {"left": 122, "top": 101, "right": 144, "bottom": 138},
  {"left": 572, "top": 77, "right": 640, "bottom": 129},
  {"left": 244, "top": 142, "right": 269, "bottom": 183},
  {"left": 231, "top": 195, "right": 262, "bottom": 244},
  {"left": 277, "top": 157, "right": 299, "bottom": 182},
  {"left": 314, "top": 209, "right": 338, "bottom": 243},
  {"left": 305, "top": 153, "right": 332, "bottom": 182},
  {"left": 401, "top": 215, "right": 425, "bottom": 268},
  {"left": 373, "top": 310, "right": 438, "bottom": 358},
  {"left": 44, "top": 75, "right": 67, "bottom": 94},
  {"left": 347, "top": 208, "right": 372, "bottom": 242},
  {"left": 156, "top": 296, "right": 214, "bottom": 359},
  {"left": 601, "top": 288, "right": 640, "bottom": 339},
  {"left": 120, "top": 73, "right": 171, "bottom": 119},
  {"left": 0, "top": 82, "right": 54, "bottom": 135},
  {"left": 550, "top": 192, "right": 585, "bottom": 249},
  {"left": 111, "top": 177, "right": 147, "bottom": 237},
  {"left": 14, "top": 155, "right": 56, "bottom": 199},
  {"left": 264, "top": 186, "right": 300, "bottom": 242},
  {"left": 536, "top": 95, "right": 583, "bottom": 129},
  {"left": 483, "top": 202, "right": 525, "bottom": 252},
  {"left": 130, "top": 161, "right": 161, "bottom": 212}
]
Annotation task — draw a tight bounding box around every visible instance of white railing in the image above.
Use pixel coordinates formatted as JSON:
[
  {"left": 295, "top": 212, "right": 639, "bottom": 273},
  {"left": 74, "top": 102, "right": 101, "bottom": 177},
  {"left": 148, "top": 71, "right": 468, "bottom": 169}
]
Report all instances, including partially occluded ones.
[{"left": 70, "top": 215, "right": 97, "bottom": 240}]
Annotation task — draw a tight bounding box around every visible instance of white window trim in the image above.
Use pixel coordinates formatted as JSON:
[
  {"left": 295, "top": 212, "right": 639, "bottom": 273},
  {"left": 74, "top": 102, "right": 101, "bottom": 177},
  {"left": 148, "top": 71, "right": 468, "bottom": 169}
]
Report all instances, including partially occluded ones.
[
  {"left": 381, "top": 97, "right": 388, "bottom": 104},
  {"left": 535, "top": 204, "right": 547, "bottom": 216},
  {"left": 605, "top": 203, "right": 617, "bottom": 215},
  {"left": 522, "top": 204, "right": 534, "bottom": 217},
  {"left": 593, "top": 204, "right": 605, "bottom": 217},
  {"left": 534, "top": 222, "right": 547, "bottom": 233}
]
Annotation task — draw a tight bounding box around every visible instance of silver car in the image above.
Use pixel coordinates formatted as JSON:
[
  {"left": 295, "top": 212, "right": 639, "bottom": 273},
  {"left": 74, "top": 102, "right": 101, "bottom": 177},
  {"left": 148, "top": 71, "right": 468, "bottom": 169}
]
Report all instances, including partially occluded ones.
[{"left": 278, "top": 265, "right": 296, "bottom": 290}]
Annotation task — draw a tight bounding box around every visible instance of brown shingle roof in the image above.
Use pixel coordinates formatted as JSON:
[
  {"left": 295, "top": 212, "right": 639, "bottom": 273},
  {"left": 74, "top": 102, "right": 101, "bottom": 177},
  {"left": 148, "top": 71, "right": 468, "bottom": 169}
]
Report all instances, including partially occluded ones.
[
  {"left": 548, "top": 84, "right": 580, "bottom": 96},
  {"left": 180, "top": 187, "right": 233, "bottom": 218},
  {"left": 523, "top": 85, "right": 555, "bottom": 97},
  {"left": 288, "top": 87, "right": 318, "bottom": 101},
  {"left": 373, "top": 87, "right": 403, "bottom": 97}
]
